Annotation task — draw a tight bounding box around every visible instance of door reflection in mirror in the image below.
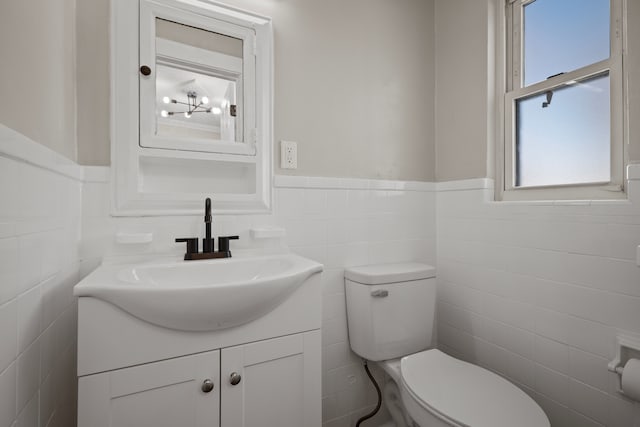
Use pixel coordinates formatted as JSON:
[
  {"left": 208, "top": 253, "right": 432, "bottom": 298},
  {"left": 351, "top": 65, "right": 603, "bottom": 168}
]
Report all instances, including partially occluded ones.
[{"left": 155, "top": 18, "right": 243, "bottom": 143}]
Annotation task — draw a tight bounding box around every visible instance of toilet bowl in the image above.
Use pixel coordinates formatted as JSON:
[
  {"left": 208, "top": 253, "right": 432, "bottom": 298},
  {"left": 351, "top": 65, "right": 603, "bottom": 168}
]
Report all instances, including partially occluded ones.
[
  {"left": 399, "top": 349, "right": 548, "bottom": 427},
  {"left": 344, "top": 263, "right": 550, "bottom": 427}
]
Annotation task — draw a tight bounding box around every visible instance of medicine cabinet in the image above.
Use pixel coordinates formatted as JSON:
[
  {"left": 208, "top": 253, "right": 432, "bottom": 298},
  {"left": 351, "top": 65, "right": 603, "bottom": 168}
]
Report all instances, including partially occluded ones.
[{"left": 111, "top": 0, "right": 273, "bottom": 215}]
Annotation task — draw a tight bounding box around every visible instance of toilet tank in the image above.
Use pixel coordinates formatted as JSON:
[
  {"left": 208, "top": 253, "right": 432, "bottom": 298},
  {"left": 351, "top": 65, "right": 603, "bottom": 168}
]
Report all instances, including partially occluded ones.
[{"left": 344, "top": 263, "right": 436, "bottom": 361}]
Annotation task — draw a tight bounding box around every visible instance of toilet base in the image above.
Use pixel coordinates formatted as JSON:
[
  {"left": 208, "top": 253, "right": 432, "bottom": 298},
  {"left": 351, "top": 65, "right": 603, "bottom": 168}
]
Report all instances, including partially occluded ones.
[
  {"left": 377, "top": 359, "right": 452, "bottom": 427},
  {"left": 383, "top": 380, "right": 411, "bottom": 427},
  {"left": 399, "top": 383, "right": 453, "bottom": 427}
]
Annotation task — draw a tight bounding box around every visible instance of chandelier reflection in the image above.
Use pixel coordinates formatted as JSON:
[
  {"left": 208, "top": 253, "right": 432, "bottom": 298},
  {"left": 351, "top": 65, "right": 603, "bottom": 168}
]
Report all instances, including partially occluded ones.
[{"left": 160, "top": 91, "right": 222, "bottom": 119}]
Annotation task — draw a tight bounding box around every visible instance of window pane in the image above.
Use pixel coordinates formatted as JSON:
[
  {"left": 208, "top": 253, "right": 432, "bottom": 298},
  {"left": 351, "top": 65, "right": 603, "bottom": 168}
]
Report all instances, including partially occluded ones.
[
  {"left": 515, "top": 73, "right": 610, "bottom": 188},
  {"left": 523, "top": 0, "right": 610, "bottom": 86}
]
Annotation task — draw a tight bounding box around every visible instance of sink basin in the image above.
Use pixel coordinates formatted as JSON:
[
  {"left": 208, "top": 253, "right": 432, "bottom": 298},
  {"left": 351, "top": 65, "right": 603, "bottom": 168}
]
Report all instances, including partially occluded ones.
[{"left": 74, "top": 253, "right": 323, "bottom": 331}]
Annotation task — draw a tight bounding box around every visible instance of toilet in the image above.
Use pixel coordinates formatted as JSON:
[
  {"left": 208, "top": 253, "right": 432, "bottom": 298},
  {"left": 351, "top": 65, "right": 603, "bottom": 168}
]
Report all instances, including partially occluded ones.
[{"left": 344, "top": 263, "right": 550, "bottom": 427}]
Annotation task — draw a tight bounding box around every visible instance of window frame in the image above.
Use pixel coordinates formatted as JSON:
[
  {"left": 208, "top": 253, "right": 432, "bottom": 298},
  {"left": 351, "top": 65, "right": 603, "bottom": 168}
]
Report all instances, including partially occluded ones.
[{"left": 500, "top": 0, "right": 626, "bottom": 201}]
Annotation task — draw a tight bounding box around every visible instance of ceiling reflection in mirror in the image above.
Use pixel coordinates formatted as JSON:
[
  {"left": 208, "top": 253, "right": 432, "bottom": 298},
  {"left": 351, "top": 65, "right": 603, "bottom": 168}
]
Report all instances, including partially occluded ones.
[{"left": 155, "top": 18, "right": 244, "bottom": 143}]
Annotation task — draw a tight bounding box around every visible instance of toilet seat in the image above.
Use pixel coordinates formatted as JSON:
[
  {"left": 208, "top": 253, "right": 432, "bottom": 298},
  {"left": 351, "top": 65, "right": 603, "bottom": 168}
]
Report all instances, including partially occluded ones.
[{"left": 400, "top": 349, "right": 550, "bottom": 427}]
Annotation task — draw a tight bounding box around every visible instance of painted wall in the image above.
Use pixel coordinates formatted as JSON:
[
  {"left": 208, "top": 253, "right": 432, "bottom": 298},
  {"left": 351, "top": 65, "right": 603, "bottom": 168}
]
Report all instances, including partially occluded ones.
[
  {"left": 76, "top": 0, "right": 436, "bottom": 181},
  {"left": 0, "top": 126, "right": 82, "bottom": 427},
  {"left": 0, "top": 0, "right": 77, "bottom": 162},
  {"left": 76, "top": 0, "right": 110, "bottom": 167},
  {"left": 627, "top": 0, "right": 640, "bottom": 163},
  {"left": 435, "top": 0, "right": 640, "bottom": 182},
  {"left": 435, "top": 0, "right": 492, "bottom": 181}
]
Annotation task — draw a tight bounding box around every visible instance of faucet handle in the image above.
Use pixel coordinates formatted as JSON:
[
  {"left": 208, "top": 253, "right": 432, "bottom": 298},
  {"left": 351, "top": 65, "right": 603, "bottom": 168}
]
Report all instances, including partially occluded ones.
[
  {"left": 217, "top": 236, "right": 239, "bottom": 253},
  {"left": 175, "top": 238, "right": 199, "bottom": 257}
]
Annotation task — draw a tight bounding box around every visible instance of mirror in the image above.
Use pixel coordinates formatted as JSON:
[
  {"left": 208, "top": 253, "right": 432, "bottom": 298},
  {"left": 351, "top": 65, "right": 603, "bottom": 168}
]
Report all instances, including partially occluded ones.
[
  {"left": 155, "top": 18, "right": 243, "bottom": 143},
  {"left": 139, "top": 0, "right": 257, "bottom": 156}
]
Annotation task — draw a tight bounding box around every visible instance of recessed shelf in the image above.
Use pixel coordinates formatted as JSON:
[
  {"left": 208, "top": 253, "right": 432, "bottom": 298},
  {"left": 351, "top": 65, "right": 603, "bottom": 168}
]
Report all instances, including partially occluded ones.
[{"left": 138, "top": 147, "right": 258, "bottom": 164}]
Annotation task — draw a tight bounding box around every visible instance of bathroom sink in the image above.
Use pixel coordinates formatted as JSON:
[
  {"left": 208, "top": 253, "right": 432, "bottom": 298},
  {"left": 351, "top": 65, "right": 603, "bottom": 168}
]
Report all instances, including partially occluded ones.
[{"left": 74, "top": 253, "right": 323, "bottom": 331}]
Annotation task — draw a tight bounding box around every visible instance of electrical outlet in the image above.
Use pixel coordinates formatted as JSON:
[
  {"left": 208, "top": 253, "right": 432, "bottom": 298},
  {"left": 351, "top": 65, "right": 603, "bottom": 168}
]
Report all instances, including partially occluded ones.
[{"left": 281, "top": 140, "right": 298, "bottom": 169}]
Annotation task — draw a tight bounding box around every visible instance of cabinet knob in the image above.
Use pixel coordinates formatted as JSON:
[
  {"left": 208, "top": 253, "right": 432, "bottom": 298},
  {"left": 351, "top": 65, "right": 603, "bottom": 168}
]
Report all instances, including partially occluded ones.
[
  {"left": 229, "top": 372, "right": 242, "bottom": 386},
  {"left": 140, "top": 65, "right": 152, "bottom": 76},
  {"left": 201, "top": 379, "right": 214, "bottom": 393}
]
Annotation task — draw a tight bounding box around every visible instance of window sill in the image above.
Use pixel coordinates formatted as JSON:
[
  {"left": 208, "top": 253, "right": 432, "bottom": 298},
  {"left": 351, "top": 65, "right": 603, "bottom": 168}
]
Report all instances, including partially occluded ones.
[{"left": 497, "top": 182, "right": 627, "bottom": 204}]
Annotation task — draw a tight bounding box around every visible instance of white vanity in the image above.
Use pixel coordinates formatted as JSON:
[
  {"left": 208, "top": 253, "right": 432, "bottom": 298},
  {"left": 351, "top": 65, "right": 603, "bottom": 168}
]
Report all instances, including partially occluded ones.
[{"left": 75, "top": 254, "right": 323, "bottom": 427}]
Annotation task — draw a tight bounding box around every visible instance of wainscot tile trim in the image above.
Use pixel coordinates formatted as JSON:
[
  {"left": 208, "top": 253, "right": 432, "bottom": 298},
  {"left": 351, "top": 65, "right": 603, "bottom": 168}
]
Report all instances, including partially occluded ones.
[
  {"left": 0, "top": 125, "right": 83, "bottom": 182},
  {"left": 273, "top": 175, "right": 436, "bottom": 192}
]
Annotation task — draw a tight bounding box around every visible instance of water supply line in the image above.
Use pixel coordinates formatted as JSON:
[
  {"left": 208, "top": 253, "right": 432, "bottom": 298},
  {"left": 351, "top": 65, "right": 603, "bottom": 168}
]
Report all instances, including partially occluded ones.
[{"left": 355, "top": 359, "right": 382, "bottom": 427}]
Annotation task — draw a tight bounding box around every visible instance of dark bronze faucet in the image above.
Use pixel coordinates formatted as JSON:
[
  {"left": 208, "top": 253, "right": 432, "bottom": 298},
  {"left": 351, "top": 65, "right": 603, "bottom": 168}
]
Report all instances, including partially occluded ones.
[
  {"left": 204, "top": 197, "right": 213, "bottom": 252},
  {"left": 175, "top": 197, "right": 239, "bottom": 261}
]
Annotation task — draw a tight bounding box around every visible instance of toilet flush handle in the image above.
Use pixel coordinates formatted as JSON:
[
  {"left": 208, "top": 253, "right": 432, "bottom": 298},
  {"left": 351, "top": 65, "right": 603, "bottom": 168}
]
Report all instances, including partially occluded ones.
[{"left": 371, "top": 290, "right": 388, "bottom": 298}]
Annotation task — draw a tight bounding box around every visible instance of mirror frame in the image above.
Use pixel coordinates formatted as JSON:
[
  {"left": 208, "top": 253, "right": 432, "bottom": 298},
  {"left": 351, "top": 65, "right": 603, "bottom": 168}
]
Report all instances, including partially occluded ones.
[
  {"left": 111, "top": 0, "right": 273, "bottom": 216},
  {"left": 139, "top": 1, "right": 256, "bottom": 154}
]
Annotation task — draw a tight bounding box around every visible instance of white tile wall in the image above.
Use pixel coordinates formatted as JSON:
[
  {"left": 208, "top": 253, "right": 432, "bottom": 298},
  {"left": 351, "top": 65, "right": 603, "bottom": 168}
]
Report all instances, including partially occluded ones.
[
  {"left": 8, "top": 115, "right": 640, "bottom": 427},
  {"left": 436, "top": 179, "right": 640, "bottom": 427},
  {"left": 13, "top": 152, "right": 640, "bottom": 427},
  {"left": 81, "top": 173, "right": 437, "bottom": 426},
  {"left": 19, "top": 141, "right": 640, "bottom": 427},
  {"left": 276, "top": 183, "right": 436, "bottom": 426},
  {"left": 0, "top": 127, "right": 81, "bottom": 427}
]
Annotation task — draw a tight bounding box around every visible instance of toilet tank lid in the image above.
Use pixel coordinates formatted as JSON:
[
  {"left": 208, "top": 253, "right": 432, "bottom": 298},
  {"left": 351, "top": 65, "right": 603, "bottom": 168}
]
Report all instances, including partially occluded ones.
[{"left": 344, "top": 263, "right": 436, "bottom": 285}]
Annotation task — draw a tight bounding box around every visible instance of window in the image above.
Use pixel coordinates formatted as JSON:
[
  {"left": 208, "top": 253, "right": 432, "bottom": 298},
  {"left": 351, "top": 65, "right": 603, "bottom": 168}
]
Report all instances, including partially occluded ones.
[{"left": 502, "top": 0, "right": 624, "bottom": 199}]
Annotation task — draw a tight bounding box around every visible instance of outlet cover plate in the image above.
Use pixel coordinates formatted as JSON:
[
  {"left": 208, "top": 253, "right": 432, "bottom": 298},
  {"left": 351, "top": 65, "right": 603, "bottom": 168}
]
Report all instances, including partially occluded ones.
[{"left": 281, "top": 140, "right": 298, "bottom": 169}]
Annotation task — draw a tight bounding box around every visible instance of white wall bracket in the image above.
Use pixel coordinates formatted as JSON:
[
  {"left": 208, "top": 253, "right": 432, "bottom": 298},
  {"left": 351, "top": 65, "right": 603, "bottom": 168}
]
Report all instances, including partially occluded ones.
[
  {"left": 115, "top": 232, "right": 154, "bottom": 244},
  {"left": 250, "top": 226, "right": 286, "bottom": 239}
]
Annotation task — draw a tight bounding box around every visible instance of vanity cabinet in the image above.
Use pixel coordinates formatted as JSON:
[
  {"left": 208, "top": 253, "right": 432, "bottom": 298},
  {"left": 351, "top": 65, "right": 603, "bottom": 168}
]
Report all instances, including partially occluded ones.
[
  {"left": 78, "top": 350, "right": 221, "bottom": 427},
  {"left": 221, "top": 332, "right": 321, "bottom": 427},
  {"left": 78, "top": 331, "right": 321, "bottom": 427}
]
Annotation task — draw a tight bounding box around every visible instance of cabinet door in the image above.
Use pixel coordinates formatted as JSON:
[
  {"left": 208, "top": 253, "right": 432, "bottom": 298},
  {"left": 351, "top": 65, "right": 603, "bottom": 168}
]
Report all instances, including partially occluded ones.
[
  {"left": 221, "top": 330, "right": 321, "bottom": 427},
  {"left": 78, "top": 350, "right": 220, "bottom": 427}
]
